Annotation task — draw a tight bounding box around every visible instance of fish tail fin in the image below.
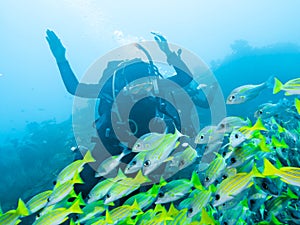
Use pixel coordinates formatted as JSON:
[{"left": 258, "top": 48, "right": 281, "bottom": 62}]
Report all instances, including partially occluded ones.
[
  {"left": 154, "top": 204, "right": 165, "bottom": 213},
  {"left": 262, "top": 159, "right": 279, "bottom": 176},
  {"left": 168, "top": 203, "right": 179, "bottom": 216},
  {"left": 83, "top": 150, "right": 96, "bottom": 163},
  {"left": 134, "top": 170, "right": 151, "bottom": 183},
  {"left": 295, "top": 98, "right": 300, "bottom": 115},
  {"left": 286, "top": 187, "right": 298, "bottom": 199},
  {"left": 76, "top": 193, "right": 86, "bottom": 207},
  {"left": 69, "top": 219, "right": 76, "bottom": 225},
  {"left": 121, "top": 148, "right": 132, "bottom": 157},
  {"left": 174, "top": 124, "right": 184, "bottom": 138},
  {"left": 105, "top": 210, "right": 114, "bottom": 224},
  {"left": 72, "top": 171, "right": 84, "bottom": 184},
  {"left": 265, "top": 75, "right": 274, "bottom": 89},
  {"left": 258, "top": 140, "right": 271, "bottom": 153},
  {"left": 115, "top": 168, "right": 127, "bottom": 181},
  {"left": 191, "top": 171, "right": 203, "bottom": 190},
  {"left": 200, "top": 208, "right": 215, "bottom": 225},
  {"left": 252, "top": 118, "right": 267, "bottom": 131},
  {"left": 16, "top": 199, "right": 29, "bottom": 217},
  {"left": 209, "top": 184, "right": 217, "bottom": 193},
  {"left": 273, "top": 77, "right": 283, "bottom": 94},
  {"left": 130, "top": 200, "right": 141, "bottom": 211},
  {"left": 149, "top": 184, "right": 160, "bottom": 196},
  {"left": 68, "top": 199, "right": 83, "bottom": 214},
  {"left": 251, "top": 164, "right": 264, "bottom": 178},
  {"left": 158, "top": 176, "right": 168, "bottom": 187}
]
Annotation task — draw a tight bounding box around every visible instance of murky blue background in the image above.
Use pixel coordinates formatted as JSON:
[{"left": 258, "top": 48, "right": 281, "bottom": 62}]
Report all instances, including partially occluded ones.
[{"left": 1, "top": 0, "right": 300, "bottom": 210}]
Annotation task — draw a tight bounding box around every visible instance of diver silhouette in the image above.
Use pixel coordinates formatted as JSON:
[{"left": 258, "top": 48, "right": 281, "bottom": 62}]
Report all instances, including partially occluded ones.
[{"left": 46, "top": 30, "right": 215, "bottom": 198}]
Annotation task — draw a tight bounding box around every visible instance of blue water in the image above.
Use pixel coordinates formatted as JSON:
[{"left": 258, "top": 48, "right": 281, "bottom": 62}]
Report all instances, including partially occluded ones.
[{"left": 1, "top": 1, "right": 300, "bottom": 223}]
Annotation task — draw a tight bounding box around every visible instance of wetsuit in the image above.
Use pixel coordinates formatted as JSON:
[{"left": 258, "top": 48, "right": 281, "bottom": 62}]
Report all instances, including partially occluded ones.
[{"left": 56, "top": 51, "right": 209, "bottom": 198}]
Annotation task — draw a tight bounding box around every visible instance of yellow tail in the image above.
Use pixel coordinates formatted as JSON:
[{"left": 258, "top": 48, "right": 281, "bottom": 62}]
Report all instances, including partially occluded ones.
[
  {"left": 134, "top": 170, "right": 151, "bottom": 184},
  {"left": 251, "top": 164, "right": 264, "bottom": 178},
  {"left": 295, "top": 98, "right": 300, "bottom": 115},
  {"left": 16, "top": 199, "right": 29, "bottom": 217},
  {"left": 273, "top": 77, "right": 283, "bottom": 94},
  {"left": 262, "top": 159, "right": 279, "bottom": 176},
  {"left": 83, "top": 150, "right": 96, "bottom": 163},
  {"left": 68, "top": 199, "right": 83, "bottom": 214}
]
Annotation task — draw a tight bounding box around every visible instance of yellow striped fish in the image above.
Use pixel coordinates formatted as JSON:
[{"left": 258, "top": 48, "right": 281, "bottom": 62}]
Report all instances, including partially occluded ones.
[
  {"left": 262, "top": 158, "right": 300, "bottom": 187},
  {"left": 213, "top": 164, "right": 264, "bottom": 207}
]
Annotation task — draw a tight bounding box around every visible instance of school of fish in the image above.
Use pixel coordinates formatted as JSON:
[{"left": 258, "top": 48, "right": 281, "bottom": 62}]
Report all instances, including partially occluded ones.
[{"left": 1, "top": 77, "right": 300, "bottom": 225}]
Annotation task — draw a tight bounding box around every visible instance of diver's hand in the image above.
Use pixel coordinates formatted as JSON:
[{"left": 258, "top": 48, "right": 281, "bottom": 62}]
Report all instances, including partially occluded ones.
[
  {"left": 151, "top": 32, "right": 172, "bottom": 56},
  {"left": 46, "top": 29, "right": 66, "bottom": 62}
]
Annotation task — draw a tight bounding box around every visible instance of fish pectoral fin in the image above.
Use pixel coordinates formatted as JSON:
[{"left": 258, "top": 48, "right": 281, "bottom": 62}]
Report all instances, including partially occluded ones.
[
  {"left": 247, "top": 181, "right": 254, "bottom": 188},
  {"left": 284, "top": 92, "right": 292, "bottom": 96},
  {"left": 228, "top": 193, "right": 236, "bottom": 198},
  {"left": 61, "top": 217, "right": 69, "bottom": 224},
  {"left": 163, "top": 156, "right": 174, "bottom": 163},
  {"left": 174, "top": 193, "right": 185, "bottom": 198}
]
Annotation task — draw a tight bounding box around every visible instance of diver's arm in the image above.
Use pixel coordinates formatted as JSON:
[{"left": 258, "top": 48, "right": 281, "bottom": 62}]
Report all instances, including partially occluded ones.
[
  {"left": 46, "top": 29, "right": 100, "bottom": 98},
  {"left": 56, "top": 60, "right": 101, "bottom": 98},
  {"left": 152, "top": 32, "right": 192, "bottom": 86},
  {"left": 165, "top": 51, "right": 193, "bottom": 86}
]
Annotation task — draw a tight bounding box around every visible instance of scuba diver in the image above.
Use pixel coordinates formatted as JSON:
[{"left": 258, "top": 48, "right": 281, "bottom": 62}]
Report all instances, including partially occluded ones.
[{"left": 46, "top": 29, "right": 215, "bottom": 198}]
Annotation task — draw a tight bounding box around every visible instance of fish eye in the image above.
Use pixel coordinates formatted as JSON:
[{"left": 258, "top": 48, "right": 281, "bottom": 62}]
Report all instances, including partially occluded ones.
[
  {"left": 262, "top": 182, "right": 268, "bottom": 190},
  {"left": 223, "top": 222, "right": 228, "bottom": 225},
  {"left": 205, "top": 177, "right": 210, "bottom": 182},
  {"left": 75, "top": 215, "right": 79, "bottom": 220},
  {"left": 144, "top": 160, "right": 151, "bottom": 167},
  {"left": 230, "top": 95, "right": 235, "bottom": 101},
  {"left": 215, "top": 194, "right": 220, "bottom": 200},
  {"left": 222, "top": 175, "right": 228, "bottom": 180},
  {"left": 234, "top": 133, "right": 239, "bottom": 139},
  {"left": 220, "top": 124, "right": 225, "bottom": 129},
  {"left": 158, "top": 192, "right": 164, "bottom": 198},
  {"left": 273, "top": 146, "right": 277, "bottom": 150},
  {"left": 222, "top": 151, "right": 226, "bottom": 157},
  {"left": 188, "top": 208, "right": 193, "bottom": 213},
  {"left": 36, "top": 213, "right": 40, "bottom": 218},
  {"left": 131, "top": 161, "right": 136, "bottom": 165},
  {"left": 200, "top": 135, "right": 204, "bottom": 139},
  {"left": 53, "top": 181, "right": 57, "bottom": 185},
  {"left": 155, "top": 211, "right": 162, "bottom": 216},
  {"left": 67, "top": 197, "right": 76, "bottom": 202},
  {"left": 230, "top": 157, "right": 236, "bottom": 164},
  {"left": 179, "top": 160, "right": 185, "bottom": 167},
  {"left": 131, "top": 215, "right": 137, "bottom": 220},
  {"left": 106, "top": 193, "right": 111, "bottom": 199}
]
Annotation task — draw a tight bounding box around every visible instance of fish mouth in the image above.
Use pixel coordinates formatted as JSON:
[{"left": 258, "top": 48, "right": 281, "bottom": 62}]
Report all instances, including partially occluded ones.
[
  {"left": 226, "top": 99, "right": 232, "bottom": 104},
  {"left": 86, "top": 198, "right": 94, "bottom": 204},
  {"left": 104, "top": 198, "right": 113, "bottom": 205},
  {"left": 143, "top": 169, "right": 151, "bottom": 176}
]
